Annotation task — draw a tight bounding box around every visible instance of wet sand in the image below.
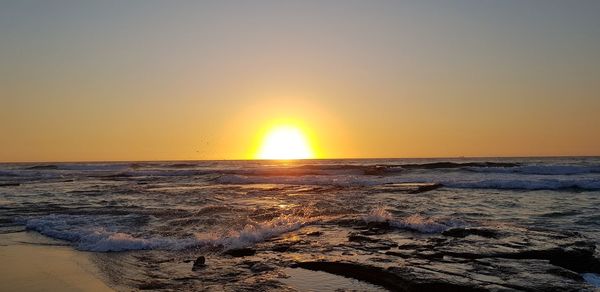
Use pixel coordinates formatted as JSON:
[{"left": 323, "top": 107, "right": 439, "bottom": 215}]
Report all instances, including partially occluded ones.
[{"left": 0, "top": 232, "right": 113, "bottom": 292}]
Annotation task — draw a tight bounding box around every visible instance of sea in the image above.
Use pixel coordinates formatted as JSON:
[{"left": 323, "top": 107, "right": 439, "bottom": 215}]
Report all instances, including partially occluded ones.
[{"left": 1, "top": 157, "right": 600, "bottom": 291}]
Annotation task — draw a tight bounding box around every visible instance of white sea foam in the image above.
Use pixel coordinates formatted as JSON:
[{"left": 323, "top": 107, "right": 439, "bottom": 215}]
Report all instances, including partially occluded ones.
[
  {"left": 363, "top": 207, "right": 464, "bottom": 234},
  {"left": 74, "top": 230, "right": 198, "bottom": 252},
  {"left": 23, "top": 214, "right": 198, "bottom": 252},
  {"left": 196, "top": 214, "right": 316, "bottom": 249},
  {"left": 22, "top": 213, "right": 313, "bottom": 252},
  {"left": 363, "top": 206, "right": 393, "bottom": 223}
]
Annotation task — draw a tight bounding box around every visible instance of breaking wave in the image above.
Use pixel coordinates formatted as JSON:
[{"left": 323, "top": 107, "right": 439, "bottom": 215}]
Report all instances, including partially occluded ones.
[
  {"left": 20, "top": 213, "right": 314, "bottom": 252},
  {"left": 445, "top": 178, "right": 600, "bottom": 191},
  {"left": 218, "top": 174, "right": 600, "bottom": 191},
  {"left": 216, "top": 174, "right": 379, "bottom": 187},
  {"left": 468, "top": 165, "right": 600, "bottom": 175},
  {"left": 22, "top": 214, "right": 197, "bottom": 252},
  {"left": 364, "top": 207, "right": 465, "bottom": 234},
  {"left": 197, "top": 214, "right": 316, "bottom": 250}
]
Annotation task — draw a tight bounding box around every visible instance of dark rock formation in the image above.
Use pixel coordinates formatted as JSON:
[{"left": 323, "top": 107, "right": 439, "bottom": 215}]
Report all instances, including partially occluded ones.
[
  {"left": 224, "top": 248, "right": 256, "bottom": 257},
  {"left": 408, "top": 183, "right": 443, "bottom": 194},
  {"left": 256, "top": 221, "right": 599, "bottom": 291},
  {"left": 0, "top": 183, "right": 20, "bottom": 187},
  {"left": 348, "top": 233, "right": 380, "bottom": 243},
  {"left": 249, "top": 262, "right": 275, "bottom": 273},
  {"left": 272, "top": 243, "right": 298, "bottom": 252},
  {"left": 372, "top": 183, "right": 443, "bottom": 194},
  {"left": 306, "top": 231, "right": 322, "bottom": 237},
  {"left": 26, "top": 164, "right": 59, "bottom": 170},
  {"left": 192, "top": 256, "right": 206, "bottom": 270},
  {"left": 296, "top": 261, "right": 487, "bottom": 291}
]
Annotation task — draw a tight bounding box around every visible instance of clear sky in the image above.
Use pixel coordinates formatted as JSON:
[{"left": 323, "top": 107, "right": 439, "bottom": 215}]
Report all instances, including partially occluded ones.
[{"left": 1, "top": 1, "right": 599, "bottom": 162}]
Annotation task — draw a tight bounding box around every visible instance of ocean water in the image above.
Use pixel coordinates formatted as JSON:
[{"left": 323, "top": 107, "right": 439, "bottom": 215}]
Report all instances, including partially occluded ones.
[{"left": 1, "top": 157, "right": 600, "bottom": 290}]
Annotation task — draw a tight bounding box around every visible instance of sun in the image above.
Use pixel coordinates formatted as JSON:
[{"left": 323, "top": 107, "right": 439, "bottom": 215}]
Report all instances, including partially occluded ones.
[{"left": 257, "top": 125, "right": 315, "bottom": 160}]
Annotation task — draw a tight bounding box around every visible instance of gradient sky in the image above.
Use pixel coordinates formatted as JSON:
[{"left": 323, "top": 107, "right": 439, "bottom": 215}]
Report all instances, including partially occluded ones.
[{"left": 1, "top": 0, "right": 599, "bottom": 162}]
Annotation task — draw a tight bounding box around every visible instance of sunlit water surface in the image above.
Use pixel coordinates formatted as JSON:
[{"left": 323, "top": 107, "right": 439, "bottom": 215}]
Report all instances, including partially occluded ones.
[{"left": 1, "top": 157, "right": 599, "bottom": 290}]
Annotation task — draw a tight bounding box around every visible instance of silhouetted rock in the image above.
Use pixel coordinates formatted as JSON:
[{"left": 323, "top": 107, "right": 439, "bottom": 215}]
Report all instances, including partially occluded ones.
[
  {"left": 192, "top": 256, "right": 206, "bottom": 270},
  {"left": 0, "top": 183, "right": 20, "bottom": 187},
  {"left": 250, "top": 262, "right": 275, "bottom": 273},
  {"left": 306, "top": 231, "right": 322, "bottom": 237},
  {"left": 272, "top": 243, "right": 298, "bottom": 252},
  {"left": 26, "top": 164, "right": 58, "bottom": 170},
  {"left": 408, "top": 183, "right": 443, "bottom": 194},
  {"left": 296, "top": 261, "right": 487, "bottom": 291},
  {"left": 224, "top": 248, "right": 256, "bottom": 257},
  {"left": 348, "top": 233, "right": 380, "bottom": 243}
]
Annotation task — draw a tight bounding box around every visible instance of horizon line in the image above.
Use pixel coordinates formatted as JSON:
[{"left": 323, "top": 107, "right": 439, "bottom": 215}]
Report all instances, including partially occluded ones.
[{"left": 2, "top": 154, "right": 599, "bottom": 164}]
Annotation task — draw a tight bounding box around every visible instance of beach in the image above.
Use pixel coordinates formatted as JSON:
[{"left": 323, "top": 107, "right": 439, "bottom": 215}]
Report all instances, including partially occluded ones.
[{"left": 0, "top": 232, "right": 113, "bottom": 292}]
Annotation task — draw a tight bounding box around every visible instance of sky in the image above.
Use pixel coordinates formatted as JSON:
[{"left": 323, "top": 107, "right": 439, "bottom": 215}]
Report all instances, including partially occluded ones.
[{"left": 1, "top": 0, "right": 599, "bottom": 162}]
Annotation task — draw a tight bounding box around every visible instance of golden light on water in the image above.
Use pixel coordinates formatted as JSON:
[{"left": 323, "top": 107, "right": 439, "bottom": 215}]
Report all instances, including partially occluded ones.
[{"left": 257, "top": 125, "right": 315, "bottom": 160}]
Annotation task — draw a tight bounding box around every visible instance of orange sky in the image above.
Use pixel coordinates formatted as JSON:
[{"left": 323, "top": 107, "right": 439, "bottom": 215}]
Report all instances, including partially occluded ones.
[{"left": 1, "top": 1, "right": 599, "bottom": 162}]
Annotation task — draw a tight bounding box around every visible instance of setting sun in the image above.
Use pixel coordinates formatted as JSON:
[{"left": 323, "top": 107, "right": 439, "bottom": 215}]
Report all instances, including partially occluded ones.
[{"left": 257, "top": 125, "right": 314, "bottom": 160}]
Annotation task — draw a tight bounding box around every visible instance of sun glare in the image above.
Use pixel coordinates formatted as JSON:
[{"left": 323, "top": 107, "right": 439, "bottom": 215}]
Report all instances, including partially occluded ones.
[{"left": 257, "top": 125, "right": 314, "bottom": 160}]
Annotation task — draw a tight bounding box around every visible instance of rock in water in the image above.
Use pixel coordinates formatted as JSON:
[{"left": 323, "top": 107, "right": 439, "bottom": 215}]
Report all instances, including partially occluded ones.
[
  {"left": 224, "top": 248, "right": 256, "bottom": 257},
  {"left": 192, "top": 256, "right": 206, "bottom": 270}
]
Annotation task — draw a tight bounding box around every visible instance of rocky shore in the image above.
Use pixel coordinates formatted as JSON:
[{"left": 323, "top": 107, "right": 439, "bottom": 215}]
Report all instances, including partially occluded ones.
[{"left": 96, "top": 217, "right": 600, "bottom": 291}]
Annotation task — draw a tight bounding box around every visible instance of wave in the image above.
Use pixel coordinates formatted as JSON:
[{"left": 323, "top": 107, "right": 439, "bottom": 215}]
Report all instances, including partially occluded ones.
[
  {"left": 362, "top": 206, "right": 394, "bottom": 223},
  {"left": 0, "top": 170, "right": 23, "bottom": 177},
  {"left": 197, "top": 214, "right": 315, "bottom": 250},
  {"left": 215, "top": 164, "right": 400, "bottom": 177},
  {"left": 216, "top": 174, "right": 379, "bottom": 187},
  {"left": 399, "top": 161, "right": 519, "bottom": 170},
  {"left": 363, "top": 207, "right": 465, "bottom": 233},
  {"left": 467, "top": 165, "right": 600, "bottom": 175},
  {"left": 25, "top": 164, "right": 59, "bottom": 170},
  {"left": 21, "top": 164, "right": 129, "bottom": 171},
  {"left": 218, "top": 173, "right": 600, "bottom": 191},
  {"left": 20, "top": 213, "right": 312, "bottom": 252},
  {"left": 222, "top": 161, "right": 517, "bottom": 176},
  {"left": 445, "top": 178, "right": 600, "bottom": 191},
  {"left": 96, "top": 169, "right": 215, "bottom": 178},
  {"left": 22, "top": 214, "right": 198, "bottom": 252}
]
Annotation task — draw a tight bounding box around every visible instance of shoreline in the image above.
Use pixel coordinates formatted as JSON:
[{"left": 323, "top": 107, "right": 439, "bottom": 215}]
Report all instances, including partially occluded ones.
[{"left": 0, "top": 231, "right": 113, "bottom": 292}]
